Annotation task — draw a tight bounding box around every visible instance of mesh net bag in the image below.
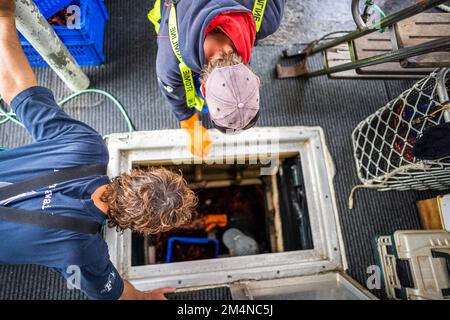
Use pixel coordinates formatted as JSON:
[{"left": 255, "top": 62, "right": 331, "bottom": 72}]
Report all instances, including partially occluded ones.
[{"left": 352, "top": 68, "right": 450, "bottom": 191}]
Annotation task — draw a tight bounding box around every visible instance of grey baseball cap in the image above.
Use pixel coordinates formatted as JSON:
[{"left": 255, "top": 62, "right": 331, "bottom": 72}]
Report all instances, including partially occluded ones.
[{"left": 204, "top": 63, "right": 260, "bottom": 134}]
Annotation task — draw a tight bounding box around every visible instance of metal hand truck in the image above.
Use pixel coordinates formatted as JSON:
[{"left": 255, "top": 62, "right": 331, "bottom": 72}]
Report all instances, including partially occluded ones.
[{"left": 277, "top": 0, "right": 450, "bottom": 79}]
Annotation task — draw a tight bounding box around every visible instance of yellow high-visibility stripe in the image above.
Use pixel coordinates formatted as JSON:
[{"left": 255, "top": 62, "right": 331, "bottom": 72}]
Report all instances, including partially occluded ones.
[
  {"left": 252, "top": 0, "right": 267, "bottom": 32},
  {"left": 148, "top": 0, "right": 162, "bottom": 34},
  {"left": 168, "top": 5, "right": 204, "bottom": 111}
]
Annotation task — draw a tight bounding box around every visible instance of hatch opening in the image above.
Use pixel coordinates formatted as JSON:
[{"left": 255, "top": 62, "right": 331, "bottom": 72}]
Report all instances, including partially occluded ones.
[{"left": 130, "top": 154, "right": 314, "bottom": 266}]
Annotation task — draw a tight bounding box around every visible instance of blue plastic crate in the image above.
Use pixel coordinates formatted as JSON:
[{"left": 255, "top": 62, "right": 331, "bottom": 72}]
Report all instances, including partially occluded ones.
[
  {"left": 20, "top": 0, "right": 109, "bottom": 66},
  {"left": 34, "top": 0, "right": 73, "bottom": 19}
]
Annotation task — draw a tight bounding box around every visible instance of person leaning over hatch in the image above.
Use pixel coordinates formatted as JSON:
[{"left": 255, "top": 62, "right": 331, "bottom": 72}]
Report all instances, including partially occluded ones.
[
  {"left": 0, "top": 0, "right": 197, "bottom": 300},
  {"left": 149, "top": 0, "right": 286, "bottom": 157}
]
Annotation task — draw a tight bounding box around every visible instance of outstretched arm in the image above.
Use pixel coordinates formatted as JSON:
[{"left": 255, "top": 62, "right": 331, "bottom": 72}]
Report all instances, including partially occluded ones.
[{"left": 0, "top": 0, "right": 37, "bottom": 105}]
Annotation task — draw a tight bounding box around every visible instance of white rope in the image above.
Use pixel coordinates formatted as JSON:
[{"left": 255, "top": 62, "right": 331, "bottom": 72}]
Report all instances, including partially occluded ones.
[
  {"left": 438, "top": 4, "right": 450, "bottom": 12},
  {"left": 348, "top": 163, "right": 426, "bottom": 210},
  {"left": 348, "top": 184, "right": 381, "bottom": 210}
]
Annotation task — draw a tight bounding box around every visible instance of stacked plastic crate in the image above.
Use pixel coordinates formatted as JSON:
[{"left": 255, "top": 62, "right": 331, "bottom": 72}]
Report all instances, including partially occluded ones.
[{"left": 20, "top": 0, "right": 109, "bottom": 66}]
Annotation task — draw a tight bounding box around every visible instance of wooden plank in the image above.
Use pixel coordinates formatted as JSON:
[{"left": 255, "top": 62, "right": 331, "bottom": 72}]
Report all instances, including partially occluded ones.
[
  {"left": 325, "top": 43, "right": 424, "bottom": 80},
  {"left": 352, "top": 30, "right": 433, "bottom": 75},
  {"left": 416, "top": 197, "right": 444, "bottom": 230},
  {"left": 395, "top": 13, "right": 450, "bottom": 68}
]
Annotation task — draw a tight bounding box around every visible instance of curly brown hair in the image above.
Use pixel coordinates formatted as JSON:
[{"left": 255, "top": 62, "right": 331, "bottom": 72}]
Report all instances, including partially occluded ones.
[{"left": 101, "top": 168, "right": 197, "bottom": 235}]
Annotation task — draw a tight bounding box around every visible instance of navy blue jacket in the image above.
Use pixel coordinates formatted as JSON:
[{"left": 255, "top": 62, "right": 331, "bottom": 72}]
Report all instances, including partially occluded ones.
[
  {"left": 0, "top": 87, "right": 123, "bottom": 300},
  {"left": 155, "top": 0, "right": 285, "bottom": 121}
]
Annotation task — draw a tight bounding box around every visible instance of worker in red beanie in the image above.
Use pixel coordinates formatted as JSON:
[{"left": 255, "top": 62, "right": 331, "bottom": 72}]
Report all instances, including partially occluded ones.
[{"left": 149, "top": 0, "right": 286, "bottom": 157}]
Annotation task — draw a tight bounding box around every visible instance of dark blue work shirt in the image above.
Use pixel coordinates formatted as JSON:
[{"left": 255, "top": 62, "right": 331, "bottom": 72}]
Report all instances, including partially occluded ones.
[
  {"left": 0, "top": 86, "right": 124, "bottom": 300},
  {"left": 155, "top": 0, "right": 286, "bottom": 121}
]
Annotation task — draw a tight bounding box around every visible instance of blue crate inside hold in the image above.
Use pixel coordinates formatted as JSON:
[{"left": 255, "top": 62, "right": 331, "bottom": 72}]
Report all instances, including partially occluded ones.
[
  {"left": 20, "top": 0, "right": 109, "bottom": 66},
  {"left": 166, "top": 237, "right": 220, "bottom": 263},
  {"left": 34, "top": 0, "right": 73, "bottom": 18}
]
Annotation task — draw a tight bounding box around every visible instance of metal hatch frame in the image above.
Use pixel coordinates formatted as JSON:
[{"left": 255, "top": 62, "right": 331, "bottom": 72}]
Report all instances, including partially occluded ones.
[{"left": 104, "top": 127, "right": 346, "bottom": 290}]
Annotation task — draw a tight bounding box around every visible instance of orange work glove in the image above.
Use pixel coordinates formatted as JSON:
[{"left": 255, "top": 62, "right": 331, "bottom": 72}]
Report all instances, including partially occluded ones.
[{"left": 180, "top": 113, "right": 212, "bottom": 158}]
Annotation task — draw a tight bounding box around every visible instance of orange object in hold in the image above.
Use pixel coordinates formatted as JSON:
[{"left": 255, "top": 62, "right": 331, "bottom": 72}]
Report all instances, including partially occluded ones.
[
  {"left": 203, "top": 214, "right": 228, "bottom": 232},
  {"left": 179, "top": 214, "right": 228, "bottom": 232}
]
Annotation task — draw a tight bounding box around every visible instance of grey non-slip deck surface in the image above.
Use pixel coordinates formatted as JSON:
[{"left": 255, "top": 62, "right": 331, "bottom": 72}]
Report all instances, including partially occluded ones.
[{"left": 0, "top": 0, "right": 442, "bottom": 299}]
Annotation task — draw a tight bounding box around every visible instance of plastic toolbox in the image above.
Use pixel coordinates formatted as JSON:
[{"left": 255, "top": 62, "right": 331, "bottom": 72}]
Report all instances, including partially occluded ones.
[
  {"left": 375, "top": 230, "right": 450, "bottom": 300},
  {"left": 20, "top": 0, "right": 109, "bottom": 66}
]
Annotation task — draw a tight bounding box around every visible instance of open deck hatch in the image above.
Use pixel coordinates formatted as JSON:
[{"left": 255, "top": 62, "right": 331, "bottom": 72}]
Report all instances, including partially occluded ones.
[{"left": 105, "top": 127, "right": 345, "bottom": 289}]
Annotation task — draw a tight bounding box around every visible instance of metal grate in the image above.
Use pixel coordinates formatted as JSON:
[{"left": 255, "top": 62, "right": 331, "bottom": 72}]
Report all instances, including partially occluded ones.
[
  {"left": 352, "top": 68, "right": 450, "bottom": 191},
  {"left": 166, "top": 287, "right": 233, "bottom": 300}
]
